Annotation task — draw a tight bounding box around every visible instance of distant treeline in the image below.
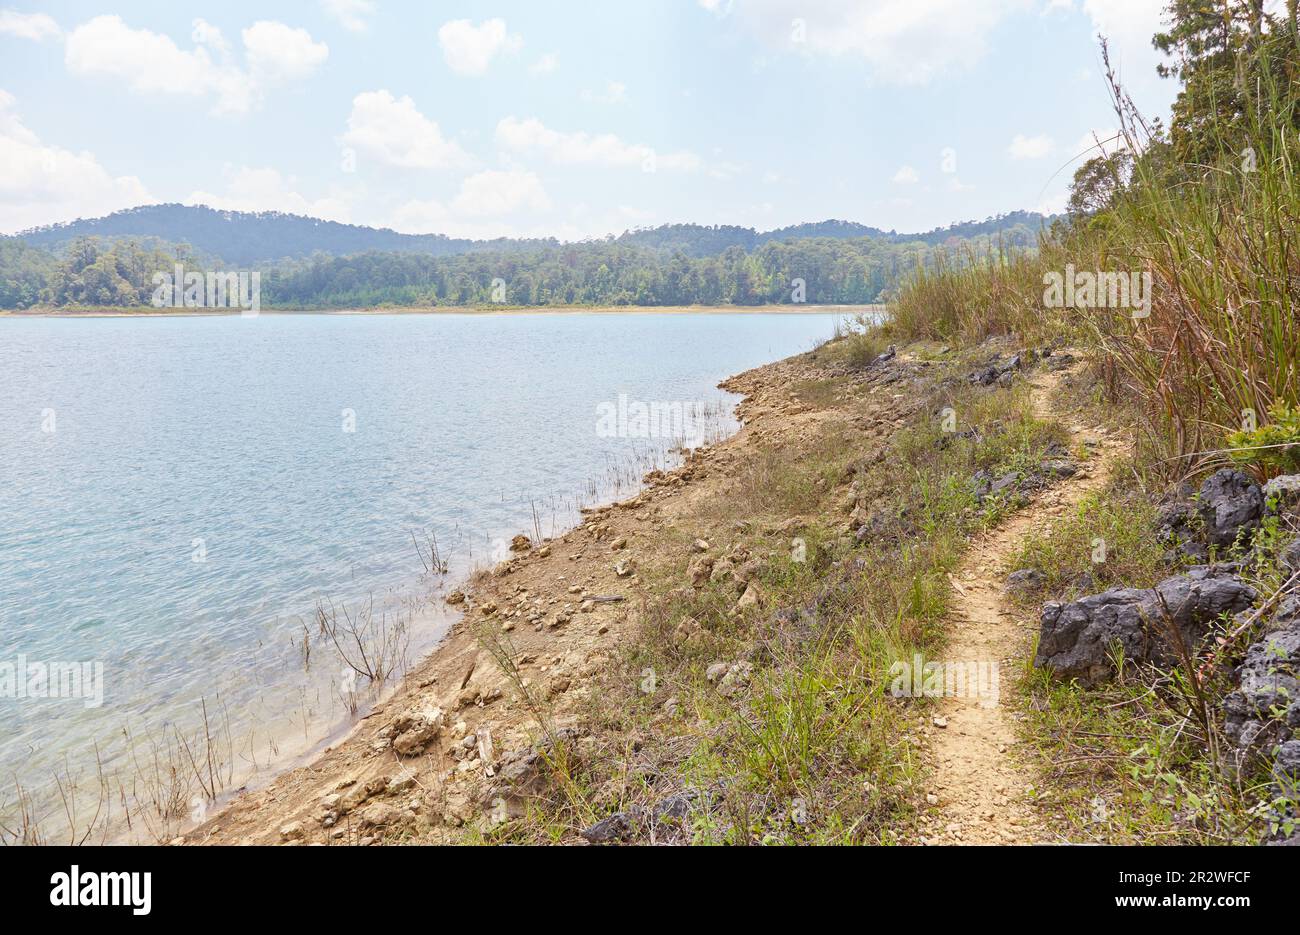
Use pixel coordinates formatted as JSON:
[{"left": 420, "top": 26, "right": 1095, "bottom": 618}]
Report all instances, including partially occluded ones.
[
  {"left": 0, "top": 218, "right": 1045, "bottom": 310},
  {"left": 11, "top": 203, "right": 1055, "bottom": 266}
]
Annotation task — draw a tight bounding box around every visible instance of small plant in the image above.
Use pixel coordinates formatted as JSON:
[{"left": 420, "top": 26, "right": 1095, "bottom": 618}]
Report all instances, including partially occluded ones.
[{"left": 1225, "top": 402, "right": 1300, "bottom": 478}]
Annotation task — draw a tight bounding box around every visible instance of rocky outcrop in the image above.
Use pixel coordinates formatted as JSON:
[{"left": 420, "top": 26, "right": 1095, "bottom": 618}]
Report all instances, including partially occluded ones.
[
  {"left": 1197, "top": 469, "right": 1264, "bottom": 548},
  {"left": 1034, "top": 566, "right": 1257, "bottom": 686},
  {"left": 1222, "top": 617, "right": 1300, "bottom": 758},
  {"left": 1156, "top": 469, "right": 1265, "bottom": 561},
  {"left": 577, "top": 791, "right": 699, "bottom": 845},
  {"left": 969, "top": 353, "right": 1027, "bottom": 387}
]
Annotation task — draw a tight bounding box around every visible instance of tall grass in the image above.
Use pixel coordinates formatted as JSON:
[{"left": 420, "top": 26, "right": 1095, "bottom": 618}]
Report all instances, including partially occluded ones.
[
  {"left": 888, "top": 39, "right": 1300, "bottom": 479},
  {"left": 1078, "top": 44, "right": 1300, "bottom": 475},
  {"left": 889, "top": 239, "right": 1061, "bottom": 344}
]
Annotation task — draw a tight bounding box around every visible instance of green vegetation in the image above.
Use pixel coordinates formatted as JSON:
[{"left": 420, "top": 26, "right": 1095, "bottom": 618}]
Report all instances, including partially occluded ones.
[
  {"left": 488, "top": 348, "right": 1068, "bottom": 844},
  {"left": 0, "top": 210, "right": 1048, "bottom": 311},
  {"left": 888, "top": 8, "right": 1300, "bottom": 479},
  {"left": 884, "top": 0, "right": 1300, "bottom": 843}
]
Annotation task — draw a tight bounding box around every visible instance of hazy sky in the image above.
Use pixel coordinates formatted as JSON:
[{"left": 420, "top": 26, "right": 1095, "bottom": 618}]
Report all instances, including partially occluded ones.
[{"left": 0, "top": 1, "right": 1178, "bottom": 238}]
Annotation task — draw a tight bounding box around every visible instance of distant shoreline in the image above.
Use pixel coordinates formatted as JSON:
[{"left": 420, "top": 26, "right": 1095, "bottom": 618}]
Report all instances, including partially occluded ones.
[{"left": 1, "top": 304, "right": 883, "bottom": 319}]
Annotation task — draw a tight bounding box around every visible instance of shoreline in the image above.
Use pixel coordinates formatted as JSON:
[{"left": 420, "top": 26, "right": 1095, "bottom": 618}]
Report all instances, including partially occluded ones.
[
  {"left": 1, "top": 304, "right": 881, "bottom": 320},
  {"left": 183, "top": 341, "right": 839, "bottom": 844}
]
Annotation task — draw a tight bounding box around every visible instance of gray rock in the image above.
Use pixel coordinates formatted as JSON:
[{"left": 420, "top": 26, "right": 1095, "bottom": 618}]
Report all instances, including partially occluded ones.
[
  {"left": 1280, "top": 536, "right": 1300, "bottom": 577},
  {"left": 990, "top": 471, "right": 1020, "bottom": 495},
  {"left": 1006, "top": 568, "right": 1046, "bottom": 594},
  {"left": 1197, "top": 468, "right": 1263, "bottom": 549},
  {"left": 1223, "top": 621, "right": 1300, "bottom": 755},
  {"left": 1263, "top": 474, "right": 1300, "bottom": 513},
  {"left": 1040, "top": 459, "right": 1078, "bottom": 478},
  {"left": 1035, "top": 567, "right": 1257, "bottom": 686},
  {"left": 871, "top": 345, "right": 897, "bottom": 366},
  {"left": 1155, "top": 500, "right": 1208, "bottom": 563},
  {"left": 652, "top": 792, "right": 694, "bottom": 823},
  {"left": 968, "top": 354, "right": 1023, "bottom": 387},
  {"left": 1275, "top": 740, "right": 1300, "bottom": 781},
  {"left": 579, "top": 812, "right": 635, "bottom": 844}
]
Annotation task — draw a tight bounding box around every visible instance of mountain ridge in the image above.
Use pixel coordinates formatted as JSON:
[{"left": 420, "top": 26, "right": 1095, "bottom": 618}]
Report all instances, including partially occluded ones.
[{"left": 8, "top": 204, "right": 1057, "bottom": 266}]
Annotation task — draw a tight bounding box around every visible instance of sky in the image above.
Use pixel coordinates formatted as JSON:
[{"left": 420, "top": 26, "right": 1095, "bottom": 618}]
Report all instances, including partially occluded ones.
[{"left": 0, "top": 0, "right": 1179, "bottom": 239}]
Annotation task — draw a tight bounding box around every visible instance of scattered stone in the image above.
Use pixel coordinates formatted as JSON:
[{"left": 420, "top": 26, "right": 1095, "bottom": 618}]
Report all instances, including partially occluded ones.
[
  {"left": 932, "top": 716, "right": 948, "bottom": 729},
  {"left": 445, "top": 590, "right": 466, "bottom": 605},
  {"left": 279, "top": 821, "right": 305, "bottom": 841},
  {"left": 1006, "top": 568, "right": 1046, "bottom": 594},
  {"left": 735, "top": 581, "right": 763, "bottom": 612},
  {"left": 510, "top": 534, "right": 532, "bottom": 552},
  {"left": 392, "top": 706, "right": 445, "bottom": 757},
  {"left": 358, "top": 801, "right": 400, "bottom": 830},
  {"left": 610, "top": 536, "right": 627, "bottom": 551},
  {"left": 688, "top": 555, "right": 715, "bottom": 588},
  {"left": 1263, "top": 475, "right": 1300, "bottom": 513},
  {"left": 1039, "top": 459, "right": 1077, "bottom": 478},
  {"left": 579, "top": 812, "right": 634, "bottom": 844}
]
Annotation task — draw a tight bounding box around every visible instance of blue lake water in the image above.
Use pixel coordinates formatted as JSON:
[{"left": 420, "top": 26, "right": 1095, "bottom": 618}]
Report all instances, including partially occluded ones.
[{"left": 0, "top": 310, "right": 848, "bottom": 839}]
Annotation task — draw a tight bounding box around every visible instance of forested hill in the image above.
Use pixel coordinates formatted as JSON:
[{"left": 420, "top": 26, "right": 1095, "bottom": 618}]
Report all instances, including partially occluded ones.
[
  {"left": 614, "top": 213, "right": 1053, "bottom": 255},
  {"left": 9, "top": 204, "right": 1055, "bottom": 266},
  {"left": 11, "top": 205, "right": 558, "bottom": 267}
]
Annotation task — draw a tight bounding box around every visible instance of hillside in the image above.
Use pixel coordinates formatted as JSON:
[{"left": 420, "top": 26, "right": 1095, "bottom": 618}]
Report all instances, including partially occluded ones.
[{"left": 7, "top": 204, "right": 1056, "bottom": 266}]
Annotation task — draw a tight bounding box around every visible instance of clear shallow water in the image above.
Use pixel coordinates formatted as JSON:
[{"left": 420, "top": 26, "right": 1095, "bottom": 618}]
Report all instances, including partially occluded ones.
[{"left": 0, "top": 310, "right": 845, "bottom": 838}]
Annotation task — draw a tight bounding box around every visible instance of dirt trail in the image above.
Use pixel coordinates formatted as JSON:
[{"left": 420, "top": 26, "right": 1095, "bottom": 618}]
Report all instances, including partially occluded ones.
[{"left": 926, "top": 359, "right": 1124, "bottom": 844}]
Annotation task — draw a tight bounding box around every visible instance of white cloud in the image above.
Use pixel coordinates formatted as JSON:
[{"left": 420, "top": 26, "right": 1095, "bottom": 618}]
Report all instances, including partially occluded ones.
[
  {"left": 892, "top": 165, "right": 919, "bottom": 184},
  {"left": 340, "top": 90, "right": 471, "bottom": 170},
  {"left": 388, "top": 170, "right": 551, "bottom": 238},
  {"left": 322, "top": 0, "right": 376, "bottom": 33},
  {"left": 0, "top": 90, "right": 152, "bottom": 233},
  {"left": 1007, "top": 133, "right": 1054, "bottom": 159},
  {"left": 437, "top": 18, "right": 521, "bottom": 76},
  {"left": 243, "top": 21, "right": 329, "bottom": 81},
  {"left": 722, "top": 0, "right": 1029, "bottom": 86},
  {"left": 529, "top": 53, "right": 558, "bottom": 75},
  {"left": 450, "top": 169, "right": 550, "bottom": 217},
  {"left": 0, "top": 9, "right": 61, "bottom": 41},
  {"left": 496, "top": 116, "right": 701, "bottom": 172},
  {"left": 1047, "top": 0, "right": 1170, "bottom": 79},
  {"left": 186, "top": 165, "right": 352, "bottom": 222},
  {"left": 64, "top": 15, "right": 327, "bottom": 115},
  {"left": 581, "top": 81, "right": 627, "bottom": 105}
]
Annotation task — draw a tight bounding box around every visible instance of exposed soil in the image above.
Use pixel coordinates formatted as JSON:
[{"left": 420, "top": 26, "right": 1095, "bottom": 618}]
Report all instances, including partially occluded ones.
[
  {"left": 184, "top": 346, "right": 1118, "bottom": 846},
  {"left": 185, "top": 349, "right": 887, "bottom": 845},
  {"left": 925, "top": 363, "right": 1125, "bottom": 844}
]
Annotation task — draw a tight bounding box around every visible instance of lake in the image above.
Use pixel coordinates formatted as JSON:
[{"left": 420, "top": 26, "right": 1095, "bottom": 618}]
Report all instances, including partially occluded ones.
[{"left": 0, "top": 310, "right": 850, "bottom": 840}]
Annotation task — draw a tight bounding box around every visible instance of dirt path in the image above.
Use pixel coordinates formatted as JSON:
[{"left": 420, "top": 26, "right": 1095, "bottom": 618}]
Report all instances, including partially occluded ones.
[{"left": 926, "top": 360, "right": 1123, "bottom": 844}]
